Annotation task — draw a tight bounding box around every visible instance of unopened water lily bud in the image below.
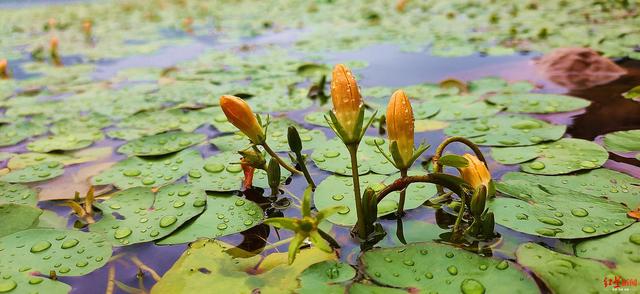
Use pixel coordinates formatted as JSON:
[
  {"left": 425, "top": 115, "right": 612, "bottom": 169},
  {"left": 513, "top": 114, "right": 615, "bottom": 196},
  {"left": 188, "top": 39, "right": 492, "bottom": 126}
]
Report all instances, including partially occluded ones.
[
  {"left": 220, "top": 95, "right": 266, "bottom": 144},
  {"left": 457, "top": 154, "right": 491, "bottom": 188},
  {"left": 267, "top": 157, "right": 281, "bottom": 192},
  {"left": 0, "top": 59, "right": 9, "bottom": 79},
  {"left": 330, "top": 64, "right": 363, "bottom": 141},
  {"left": 287, "top": 126, "right": 302, "bottom": 153},
  {"left": 386, "top": 89, "right": 415, "bottom": 168}
]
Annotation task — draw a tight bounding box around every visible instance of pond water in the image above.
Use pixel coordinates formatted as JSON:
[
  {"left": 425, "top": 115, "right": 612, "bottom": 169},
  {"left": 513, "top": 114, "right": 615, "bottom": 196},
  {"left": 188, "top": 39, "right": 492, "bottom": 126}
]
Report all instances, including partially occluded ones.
[{"left": 1, "top": 1, "right": 639, "bottom": 293}]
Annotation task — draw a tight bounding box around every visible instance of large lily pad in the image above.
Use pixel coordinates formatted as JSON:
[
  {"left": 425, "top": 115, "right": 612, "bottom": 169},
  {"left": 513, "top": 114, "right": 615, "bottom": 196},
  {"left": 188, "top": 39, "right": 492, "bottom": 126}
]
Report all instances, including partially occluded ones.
[
  {"left": 444, "top": 114, "right": 566, "bottom": 146},
  {"left": 492, "top": 180, "right": 635, "bottom": 238},
  {"left": 92, "top": 148, "right": 201, "bottom": 189},
  {"left": 151, "top": 239, "right": 335, "bottom": 293},
  {"left": 187, "top": 151, "right": 290, "bottom": 192},
  {"left": 0, "top": 121, "right": 47, "bottom": 147},
  {"left": 517, "top": 242, "right": 627, "bottom": 293},
  {"left": 157, "top": 192, "right": 263, "bottom": 245},
  {"left": 361, "top": 242, "right": 538, "bottom": 293},
  {"left": 487, "top": 93, "right": 591, "bottom": 113},
  {"left": 314, "top": 172, "right": 436, "bottom": 226},
  {"left": 117, "top": 131, "right": 206, "bottom": 156},
  {"left": 26, "top": 132, "right": 102, "bottom": 153},
  {"left": 0, "top": 228, "right": 111, "bottom": 276},
  {"left": 576, "top": 222, "right": 640, "bottom": 277},
  {"left": 491, "top": 138, "right": 608, "bottom": 175},
  {"left": 298, "top": 260, "right": 355, "bottom": 294},
  {"left": 603, "top": 129, "right": 640, "bottom": 154},
  {"left": 0, "top": 181, "right": 37, "bottom": 206},
  {"left": 0, "top": 204, "right": 42, "bottom": 237},
  {"left": 90, "top": 184, "right": 207, "bottom": 246},
  {"left": 0, "top": 161, "right": 64, "bottom": 183},
  {"left": 7, "top": 147, "right": 112, "bottom": 169},
  {"left": 502, "top": 169, "right": 640, "bottom": 208},
  {"left": 311, "top": 137, "right": 396, "bottom": 176}
]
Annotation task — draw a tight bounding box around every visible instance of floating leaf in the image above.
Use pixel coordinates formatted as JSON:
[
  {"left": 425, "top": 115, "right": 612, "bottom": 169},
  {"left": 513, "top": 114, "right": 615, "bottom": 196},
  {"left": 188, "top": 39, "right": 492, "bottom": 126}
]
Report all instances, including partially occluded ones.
[
  {"left": 0, "top": 181, "right": 37, "bottom": 206},
  {"left": 0, "top": 121, "right": 47, "bottom": 147},
  {"left": 151, "top": 239, "right": 335, "bottom": 293},
  {"left": 487, "top": 93, "right": 590, "bottom": 113},
  {"left": 0, "top": 270, "right": 71, "bottom": 294},
  {"left": 50, "top": 112, "right": 111, "bottom": 134},
  {"left": 430, "top": 95, "right": 502, "bottom": 120},
  {"left": 502, "top": 169, "right": 640, "bottom": 208},
  {"left": 92, "top": 148, "right": 201, "bottom": 189},
  {"left": 90, "top": 184, "right": 206, "bottom": 246},
  {"left": 117, "top": 131, "right": 206, "bottom": 156},
  {"left": 603, "top": 129, "right": 640, "bottom": 154},
  {"left": 311, "top": 137, "right": 396, "bottom": 176},
  {"left": 158, "top": 192, "right": 263, "bottom": 245},
  {"left": 298, "top": 261, "right": 356, "bottom": 294},
  {"left": 361, "top": 242, "right": 538, "bottom": 293},
  {"left": 349, "top": 283, "right": 408, "bottom": 294},
  {"left": 7, "top": 147, "right": 112, "bottom": 169},
  {"left": 622, "top": 85, "right": 640, "bottom": 100},
  {"left": 576, "top": 223, "right": 640, "bottom": 277},
  {"left": 0, "top": 161, "right": 64, "bottom": 183},
  {"left": 445, "top": 115, "right": 566, "bottom": 146},
  {"left": 492, "top": 180, "right": 634, "bottom": 238},
  {"left": 27, "top": 132, "right": 102, "bottom": 153},
  {"left": 517, "top": 242, "right": 626, "bottom": 293},
  {"left": 0, "top": 204, "right": 42, "bottom": 237},
  {"left": 491, "top": 138, "right": 608, "bottom": 175},
  {"left": 0, "top": 228, "right": 111, "bottom": 276}
]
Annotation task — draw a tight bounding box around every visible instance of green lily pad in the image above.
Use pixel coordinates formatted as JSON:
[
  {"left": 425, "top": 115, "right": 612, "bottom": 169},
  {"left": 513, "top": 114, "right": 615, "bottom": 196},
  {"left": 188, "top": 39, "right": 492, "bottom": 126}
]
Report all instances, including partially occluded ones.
[
  {"left": 0, "top": 270, "right": 71, "bottom": 294},
  {"left": 210, "top": 119, "right": 327, "bottom": 152},
  {"left": 361, "top": 242, "right": 538, "bottom": 293},
  {"left": 7, "top": 147, "right": 112, "bottom": 169},
  {"left": 0, "top": 204, "right": 42, "bottom": 237},
  {"left": 157, "top": 192, "right": 263, "bottom": 245},
  {"left": 517, "top": 242, "right": 627, "bottom": 293},
  {"left": 0, "top": 152, "right": 13, "bottom": 161},
  {"left": 90, "top": 184, "right": 206, "bottom": 246},
  {"left": 108, "top": 109, "right": 210, "bottom": 140},
  {"left": 298, "top": 261, "right": 356, "bottom": 294},
  {"left": 186, "top": 151, "right": 290, "bottom": 192},
  {"left": 468, "top": 77, "right": 508, "bottom": 94},
  {"left": 491, "top": 138, "right": 608, "bottom": 175},
  {"left": 487, "top": 93, "right": 591, "bottom": 113},
  {"left": 0, "top": 121, "right": 47, "bottom": 147},
  {"left": 349, "top": 283, "right": 408, "bottom": 294},
  {"left": 0, "top": 161, "right": 64, "bottom": 183},
  {"left": 492, "top": 180, "right": 635, "bottom": 238},
  {"left": 314, "top": 172, "right": 436, "bottom": 226},
  {"left": 50, "top": 112, "right": 112, "bottom": 135},
  {"left": 430, "top": 95, "right": 502, "bottom": 120},
  {"left": 404, "top": 83, "right": 460, "bottom": 99},
  {"left": 445, "top": 115, "right": 566, "bottom": 146},
  {"left": 151, "top": 239, "right": 336, "bottom": 294},
  {"left": 0, "top": 228, "right": 111, "bottom": 276},
  {"left": 576, "top": 222, "right": 640, "bottom": 277},
  {"left": 311, "top": 137, "right": 396, "bottom": 176},
  {"left": 502, "top": 169, "right": 640, "bottom": 208},
  {"left": 27, "top": 132, "right": 102, "bottom": 153},
  {"left": 623, "top": 85, "right": 640, "bottom": 100},
  {"left": 603, "top": 129, "right": 640, "bottom": 153},
  {"left": 92, "top": 148, "right": 201, "bottom": 189},
  {"left": 0, "top": 181, "right": 37, "bottom": 206},
  {"left": 117, "top": 131, "right": 206, "bottom": 156}
]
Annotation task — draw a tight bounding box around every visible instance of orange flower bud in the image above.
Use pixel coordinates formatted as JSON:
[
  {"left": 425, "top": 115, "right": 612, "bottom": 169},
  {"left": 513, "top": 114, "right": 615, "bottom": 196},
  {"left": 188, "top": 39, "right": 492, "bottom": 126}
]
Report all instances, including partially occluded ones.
[
  {"left": 82, "top": 20, "right": 92, "bottom": 34},
  {"left": 219, "top": 95, "right": 265, "bottom": 144},
  {"left": 0, "top": 59, "right": 9, "bottom": 79},
  {"left": 457, "top": 154, "right": 491, "bottom": 188},
  {"left": 331, "top": 64, "right": 362, "bottom": 138},
  {"left": 386, "top": 90, "right": 415, "bottom": 167},
  {"left": 50, "top": 36, "right": 59, "bottom": 51}
]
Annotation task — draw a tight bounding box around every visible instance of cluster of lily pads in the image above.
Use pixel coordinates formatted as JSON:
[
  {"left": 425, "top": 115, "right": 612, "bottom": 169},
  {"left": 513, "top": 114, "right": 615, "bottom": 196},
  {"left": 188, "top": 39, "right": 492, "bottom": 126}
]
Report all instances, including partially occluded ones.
[{"left": 0, "top": 0, "right": 640, "bottom": 293}]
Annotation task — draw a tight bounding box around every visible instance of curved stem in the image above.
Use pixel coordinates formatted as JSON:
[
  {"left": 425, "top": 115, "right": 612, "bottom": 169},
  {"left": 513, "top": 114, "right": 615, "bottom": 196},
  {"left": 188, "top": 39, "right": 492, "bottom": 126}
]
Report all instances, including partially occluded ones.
[
  {"left": 376, "top": 174, "right": 465, "bottom": 204},
  {"left": 262, "top": 143, "right": 302, "bottom": 175},
  {"left": 295, "top": 151, "right": 316, "bottom": 188},
  {"left": 452, "top": 194, "right": 467, "bottom": 236},
  {"left": 433, "top": 136, "right": 487, "bottom": 194},
  {"left": 347, "top": 144, "right": 366, "bottom": 240},
  {"left": 396, "top": 169, "right": 408, "bottom": 216}
]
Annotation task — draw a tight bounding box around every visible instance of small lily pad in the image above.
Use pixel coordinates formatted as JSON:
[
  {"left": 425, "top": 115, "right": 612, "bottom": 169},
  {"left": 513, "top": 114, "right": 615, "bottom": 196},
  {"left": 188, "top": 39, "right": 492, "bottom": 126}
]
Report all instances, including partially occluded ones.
[
  {"left": 0, "top": 270, "right": 71, "bottom": 294},
  {"left": 117, "top": 131, "right": 206, "bottom": 156},
  {"left": 0, "top": 181, "right": 37, "bottom": 206},
  {"left": 27, "top": 132, "right": 102, "bottom": 153},
  {"left": 501, "top": 169, "right": 640, "bottom": 208},
  {"left": 7, "top": 147, "right": 112, "bottom": 169},
  {"left": 0, "top": 121, "right": 47, "bottom": 147},
  {"left": 157, "top": 192, "right": 263, "bottom": 245},
  {"left": 487, "top": 93, "right": 590, "bottom": 113},
  {"left": 50, "top": 112, "right": 112, "bottom": 134},
  {"left": 517, "top": 242, "right": 626, "bottom": 293},
  {"left": 311, "top": 137, "right": 396, "bottom": 176},
  {"left": 603, "top": 129, "right": 640, "bottom": 154},
  {"left": 361, "top": 242, "right": 538, "bottom": 293},
  {"left": 298, "top": 261, "right": 356, "bottom": 294},
  {"left": 492, "top": 180, "right": 634, "bottom": 238},
  {"left": 445, "top": 114, "right": 566, "bottom": 146},
  {"left": 0, "top": 204, "right": 42, "bottom": 237},
  {"left": 90, "top": 184, "right": 207, "bottom": 246},
  {"left": 0, "top": 161, "right": 64, "bottom": 183},
  {"left": 491, "top": 138, "right": 608, "bottom": 175},
  {"left": 430, "top": 95, "right": 502, "bottom": 120},
  {"left": 92, "top": 148, "right": 201, "bottom": 189},
  {"left": 0, "top": 228, "right": 111, "bottom": 276}
]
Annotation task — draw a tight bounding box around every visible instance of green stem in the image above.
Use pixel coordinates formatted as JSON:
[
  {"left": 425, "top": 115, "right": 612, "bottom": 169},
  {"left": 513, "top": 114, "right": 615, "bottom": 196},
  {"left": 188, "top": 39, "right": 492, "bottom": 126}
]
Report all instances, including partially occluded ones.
[
  {"left": 347, "top": 144, "right": 366, "bottom": 240},
  {"left": 262, "top": 143, "right": 302, "bottom": 175},
  {"left": 433, "top": 136, "right": 487, "bottom": 194},
  {"left": 452, "top": 193, "right": 466, "bottom": 236},
  {"left": 397, "top": 168, "right": 408, "bottom": 216},
  {"left": 261, "top": 236, "right": 295, "bottom": 252},
  {"left": 295, "top": 151, "right": 316, "bottom": 188}
]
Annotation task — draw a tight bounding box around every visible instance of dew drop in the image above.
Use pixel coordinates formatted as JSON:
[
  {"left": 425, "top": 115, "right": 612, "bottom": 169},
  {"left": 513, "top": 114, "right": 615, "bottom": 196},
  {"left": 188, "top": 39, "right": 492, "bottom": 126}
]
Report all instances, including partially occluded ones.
[
  {"left": 537, "top": 216, "right": 563, "bottom": 226},
  {"left": 159, "top": 216, "right": 178, "bottom": 228},
  {"left": 495, "top": 260, "right": 509, "bottom": 270},
  {"left": 461, "top": 278, "right": 485, "bottom": 294},
  {"left": 217, "top": 223, "right": 228, "bottom": 230},
  {"left": 529, "top": 161, "right": 545, "bottom": 170},
  {"left": 323, "top": 151, "right": 340, "bottom": 158},
  {"left": 123, "top": 169, "right": 141, "bottom": 177},
  {"left": 332, "top": 194, "right": 344, "bottom": 201},
  {"left": 570, "top": 208, "right": 588, "bottom": 217},
  {"left": 30, "top": 241, "right": 52, "bottom": 253},
  {"left": 61, "top": 239, "right": 79, "bottom": 249},
  {"left": 114, "top": 227, "right": 132, "bottom": 239},
  {"left": 447, "top": 265, "right": 458, "bottom": 275},
  {"left": 0, "top": 280, "right": 16, "bottom": 292},
  {"left": 581, "top": 226, "right": 596, "bottom": 233},
  {"left": 204, "top": 163, "right": 224, "bottom": 173},
  {"left": 629, "top": 233, "right": 640, "bottom": 245}
]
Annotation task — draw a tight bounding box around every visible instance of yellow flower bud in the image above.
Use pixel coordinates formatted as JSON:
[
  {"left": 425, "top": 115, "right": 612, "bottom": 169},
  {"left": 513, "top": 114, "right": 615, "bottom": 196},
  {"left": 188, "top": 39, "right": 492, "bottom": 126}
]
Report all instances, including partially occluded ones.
[
  {"left": 331, "top": 64, "right": 362, "bottom": 139},
  {"left": 219, "top": 95, "right": 265, "bottom": 144},
  {"left": 386, "top": 89, "right": 414, "bottom": 168},
  {"left": 0, "top": 59, "right": 9, "bottom": 79},
  {"left": 457, "top": 154, "right": 491, "bottom": 188}
]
